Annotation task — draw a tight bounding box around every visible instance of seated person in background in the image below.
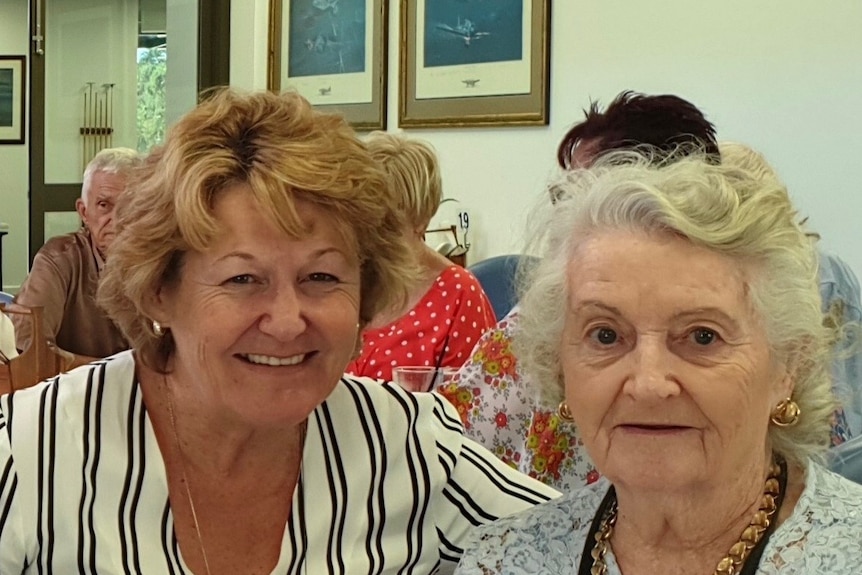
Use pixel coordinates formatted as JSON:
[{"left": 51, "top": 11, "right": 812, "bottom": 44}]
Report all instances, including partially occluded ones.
[
  {"left": 0, "top": 89, "right": 557, "bottom": 573},
  {"left": 346, "top": 132, "right": 495, "bottom": 383},
  {"left": 12, "top": 147, "right": 142, "bottom": 368},
  {"left": 821, "top": 252, "right": 862, "bottom": 442},
  {"left": 456, "top": 149, "right": 862, "bottom": 575},
  {"left": 438, "top": 91, "right": 719, "bottom": 490}
]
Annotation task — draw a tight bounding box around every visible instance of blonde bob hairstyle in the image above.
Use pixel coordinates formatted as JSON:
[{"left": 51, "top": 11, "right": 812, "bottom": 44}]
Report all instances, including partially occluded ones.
[
  {"left": 98, "top": 89, "right": 413, "bottom": 371},
  {"left": 363, "top": 131, "right": 442, "bottom": 233},
  {"left": 517, "top": 148, "right": 837, "bottom": 467}
]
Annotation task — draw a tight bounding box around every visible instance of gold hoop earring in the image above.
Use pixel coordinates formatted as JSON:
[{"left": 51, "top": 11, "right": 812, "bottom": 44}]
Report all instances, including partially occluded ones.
[
  {"left": 770, "top": 398, "right": 800, "bottom": 427},
  {"left": 558, "top": 400, "right": 574, "bottom": 422},
  {"left": 152, "top": 320, "right": 165, "bottom": 338}
]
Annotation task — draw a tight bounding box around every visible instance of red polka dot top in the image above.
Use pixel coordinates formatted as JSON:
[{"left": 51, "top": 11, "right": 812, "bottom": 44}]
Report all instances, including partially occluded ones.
[{"left": 346, "top": 265, "right": 496, "bottom": 382}]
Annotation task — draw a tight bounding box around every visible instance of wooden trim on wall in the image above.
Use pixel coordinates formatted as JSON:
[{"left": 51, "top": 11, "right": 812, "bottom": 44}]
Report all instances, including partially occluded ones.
[{"left": 198, "top": 0, "right": 231, "bottom": 92}]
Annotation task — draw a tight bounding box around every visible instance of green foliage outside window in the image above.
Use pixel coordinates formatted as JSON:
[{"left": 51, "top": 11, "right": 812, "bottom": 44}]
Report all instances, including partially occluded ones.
[{"left": 136, "top": 47, "right": 166, "bottom": 153}]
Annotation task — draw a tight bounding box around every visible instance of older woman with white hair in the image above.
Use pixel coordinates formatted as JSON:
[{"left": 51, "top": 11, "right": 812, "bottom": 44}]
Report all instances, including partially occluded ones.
[{"left": 456, "top": 148, "right": 862, "bottom": 574}]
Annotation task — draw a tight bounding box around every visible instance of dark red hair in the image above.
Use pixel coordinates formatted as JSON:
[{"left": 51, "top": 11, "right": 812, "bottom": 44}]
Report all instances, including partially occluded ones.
[{"left": 556, "top": 91, "right": 719, "bottom": 169}]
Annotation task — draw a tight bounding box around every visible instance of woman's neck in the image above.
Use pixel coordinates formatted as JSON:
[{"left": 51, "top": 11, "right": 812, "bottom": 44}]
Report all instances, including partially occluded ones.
[
  {"left": 140, "top": 362, "right": 305, "bottom": 479},
  {"left": 609, "top": 456, "right": 802, "bottom": 575},
  {"left": 368, "top": 238, "right": 451, "bottom": 328}
]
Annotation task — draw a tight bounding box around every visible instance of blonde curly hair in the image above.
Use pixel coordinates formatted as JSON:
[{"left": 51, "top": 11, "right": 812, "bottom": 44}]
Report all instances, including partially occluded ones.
[
  {"left": 364, "top": 131, "right": 443, "bottom": 234},
  {"left": 98, "top": 89, "right": 413, "bottom": 371}
]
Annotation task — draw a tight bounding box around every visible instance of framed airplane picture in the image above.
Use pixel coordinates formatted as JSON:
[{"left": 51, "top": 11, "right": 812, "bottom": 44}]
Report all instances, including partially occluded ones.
[
  {"left": 399, "top": 0, "right": 550, "bottom": 128},
  {"left": 268, "top": 0, "right": 388, "bottom": 130}
]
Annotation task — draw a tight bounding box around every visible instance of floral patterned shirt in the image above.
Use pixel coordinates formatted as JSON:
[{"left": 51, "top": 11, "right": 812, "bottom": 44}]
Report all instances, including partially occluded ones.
[
  {"left": 435, "top": 306, "right": 599, "bottom": 492},
  {"left": 454, "top": 463, "right": 862, "bottom": 574}
]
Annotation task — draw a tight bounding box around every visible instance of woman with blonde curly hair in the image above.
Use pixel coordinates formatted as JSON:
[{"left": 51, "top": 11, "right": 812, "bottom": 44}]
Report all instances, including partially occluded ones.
[
  {"left": 0, "top": 89, "right": 556, "bottom": 574},
  {"left": 456, "top": 149, "right": 862, "bottom": 574}
]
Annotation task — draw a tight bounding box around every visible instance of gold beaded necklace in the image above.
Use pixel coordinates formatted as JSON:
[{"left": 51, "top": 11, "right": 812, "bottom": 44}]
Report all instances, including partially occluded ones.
[{"left": 588, "top": 460, "right": 783, "bottom": 575}]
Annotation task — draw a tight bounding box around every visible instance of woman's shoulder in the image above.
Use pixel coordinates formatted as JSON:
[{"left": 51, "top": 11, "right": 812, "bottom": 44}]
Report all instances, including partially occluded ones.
[
  {"left": 326, "top": 374, "right": 459, "bottom": 431},
  {"left": 761, "top": 462, "right": 862, "bottom": 573},
  {"left": 1, "top": 350, "right": 137, "bottom": 423},
  {"left": 474, "top": 477, "right": 605, "bottom": 535},
  {"left": 436, "top": 265, "right": 484, "bottom": 291},
  {"left": 801, "top": 461, "right": 862, "bottom": 518},
  {"left": 457, "top": 479, "right": 607, "bottom": 573},
  {"left": 314, "top": 376, "right": 471, "bottom": 487},
  {"left": 0, "top": 351, "right": 139, "bottom": 496}
]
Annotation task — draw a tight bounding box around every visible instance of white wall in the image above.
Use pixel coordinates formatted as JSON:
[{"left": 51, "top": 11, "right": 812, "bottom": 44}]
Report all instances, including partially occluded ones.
[
  {"left": 0, "top": 0, "right": 30, "bottom": 292},
  {"left": 44, "top": 1, "right": 138, "bottom": 183},
  {"left": 232, "top": 0, "right": 862, "bottom": 276},
  {"left": 3, "top": 1, "right": 860, "bottom": 292}
]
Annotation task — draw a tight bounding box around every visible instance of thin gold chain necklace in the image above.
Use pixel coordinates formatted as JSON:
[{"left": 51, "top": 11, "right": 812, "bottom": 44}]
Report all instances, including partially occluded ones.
[
  {"left": 165, "top": 381, "right": 213, "bottom": 575},
  {"left": 164, "top": 379, "right": 309, "bottom": 575},
  {"left": 588, "top": 460, "right": 783, "bottom": 575}
]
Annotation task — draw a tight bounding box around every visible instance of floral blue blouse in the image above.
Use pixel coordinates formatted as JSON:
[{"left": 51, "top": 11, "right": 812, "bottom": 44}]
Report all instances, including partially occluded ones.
[{"left": 454, "top": 462, "right": 862, "bottom": 574}]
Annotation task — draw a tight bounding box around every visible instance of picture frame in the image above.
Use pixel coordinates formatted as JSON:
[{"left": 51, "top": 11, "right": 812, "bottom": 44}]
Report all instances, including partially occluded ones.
[
  {"left": 0, "top": 56, "right": 26, "bottom": 145},
  {"left": 268, "top": 0, "right": 388, "bottom": 131},
  {"left": 399, "top": 0, "right": 550, "bottom": 128}
]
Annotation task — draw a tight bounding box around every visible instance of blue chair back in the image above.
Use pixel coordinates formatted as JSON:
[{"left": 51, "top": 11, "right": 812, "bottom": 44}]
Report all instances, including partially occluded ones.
[
  {"left": 468, "top": 255, "right": 539, "bottom": 321},
  {"left": 0, "top": 291, "right": 13, "bottom": 305},
  {"left": 830, "top": 435, "right": 862, "bottom": 484}
]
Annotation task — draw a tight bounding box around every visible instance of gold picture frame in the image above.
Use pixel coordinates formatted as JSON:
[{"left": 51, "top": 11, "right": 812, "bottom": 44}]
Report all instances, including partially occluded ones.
[
  {"left": 399, "top": 0, "right": 550, "bottom": 128},
  {"left": 268, "top": 0, "right": 388, "bottom": 130},
  {"left": 0, "top": 55, "right": 26, "bottom": 145}
]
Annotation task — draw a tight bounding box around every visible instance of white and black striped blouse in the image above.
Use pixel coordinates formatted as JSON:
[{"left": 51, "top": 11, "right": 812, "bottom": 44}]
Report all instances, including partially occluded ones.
[{"left": 0, "top": 351, "right": 558, "bottom": 574}]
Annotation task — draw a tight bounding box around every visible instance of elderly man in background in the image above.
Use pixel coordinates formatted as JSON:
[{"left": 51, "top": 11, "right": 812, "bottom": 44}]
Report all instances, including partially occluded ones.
[{"left": 12, "top": 147, "right": 142, "bottom": 369}]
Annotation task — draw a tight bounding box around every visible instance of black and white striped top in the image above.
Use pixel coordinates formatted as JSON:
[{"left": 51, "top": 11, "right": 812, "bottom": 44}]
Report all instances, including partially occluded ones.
[{"left": 0, "top": 351, "right": 558, "bottom": 574}]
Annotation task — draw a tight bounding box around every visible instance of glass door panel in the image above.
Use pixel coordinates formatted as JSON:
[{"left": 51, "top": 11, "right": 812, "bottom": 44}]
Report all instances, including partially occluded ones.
[{"left": 28, "top": 0, "right": 227, "bottom": 259}]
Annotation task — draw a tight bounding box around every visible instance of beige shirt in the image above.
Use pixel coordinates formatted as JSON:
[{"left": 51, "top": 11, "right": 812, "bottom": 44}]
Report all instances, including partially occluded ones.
[{"left": 12, "top": 228, "right": 127, "bottom": 358}]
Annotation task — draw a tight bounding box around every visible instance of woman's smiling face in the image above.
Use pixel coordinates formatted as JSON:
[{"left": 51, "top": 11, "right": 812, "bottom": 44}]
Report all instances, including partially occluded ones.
[
  {"left": 151, "top": 184, "right": 362, "bottom": 427},
  {"left": 560, "top": 229, "right": 792, "bottom": 491}
]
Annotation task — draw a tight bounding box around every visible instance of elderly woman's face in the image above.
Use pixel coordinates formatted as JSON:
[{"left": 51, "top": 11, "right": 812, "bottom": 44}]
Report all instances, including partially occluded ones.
[
  {"left": 559, "top": 230, "right": 792, "bottom": 491},
  {"left": 152, "top": 184, "right": 361, "bottom": 426}
]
